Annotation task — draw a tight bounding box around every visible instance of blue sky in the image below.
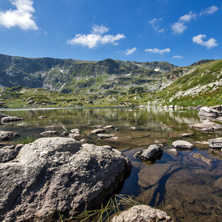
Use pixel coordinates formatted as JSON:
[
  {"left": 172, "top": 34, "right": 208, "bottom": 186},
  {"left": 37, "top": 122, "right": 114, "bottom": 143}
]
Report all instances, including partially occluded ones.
[{"left": 0, "top": 0, "right": 221, "bottom": 66}]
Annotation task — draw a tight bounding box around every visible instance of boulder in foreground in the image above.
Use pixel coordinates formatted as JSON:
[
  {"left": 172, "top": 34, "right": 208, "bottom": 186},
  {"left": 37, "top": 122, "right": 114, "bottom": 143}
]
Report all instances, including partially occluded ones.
[
  {"left": 112, "top": 205, "right": 172, "bottom": 222},
  {"left": 0, "top": 137, "right": 131, "bottom": 222}
]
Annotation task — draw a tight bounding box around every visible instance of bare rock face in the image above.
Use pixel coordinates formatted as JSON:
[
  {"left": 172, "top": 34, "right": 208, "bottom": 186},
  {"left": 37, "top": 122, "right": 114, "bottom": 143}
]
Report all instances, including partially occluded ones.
[
  {"left": 0, "top": 137, "right": 131, "bottom": 222},
  {"left": 112, "top": 205, "right": 172, "bottom": 222},
  {"left": 0, "top": 131, "right": 19, "bottom": 141},
  {"left": 139, "top": 144, "right": 163, "bottom": 161},
  {"left": 1, "top": 116, "right": 24, "bottom": 124}
]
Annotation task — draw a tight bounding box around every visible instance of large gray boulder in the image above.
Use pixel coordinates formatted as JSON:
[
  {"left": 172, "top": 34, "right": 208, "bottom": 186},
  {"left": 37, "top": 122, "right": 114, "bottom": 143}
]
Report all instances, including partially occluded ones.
[
  {"left": 0, "top": 130, "right": 19, "bottom": 141},
  {"left": 1, "top": 116, "right": 24, "bottom": 124},
  {"left": 0, "top": 137, "right": 131, "bottom": 222},
  {"left": 112, "top": 205, "right": 172, "bottom": 222},
  {"left": 208, "top": 137, "right": 222, "bottom": 149},
  {"left": 139, "top": 144, "right": 163, "bottom": 161}
]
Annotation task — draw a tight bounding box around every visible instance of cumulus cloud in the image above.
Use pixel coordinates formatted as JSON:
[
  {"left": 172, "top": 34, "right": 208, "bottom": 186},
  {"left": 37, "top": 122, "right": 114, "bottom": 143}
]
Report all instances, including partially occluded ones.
[
  {"left": 92, "top": 24, "right": 109, "bottom": 35},
  {"left": 0, "top": 0, "right": 38, "bottom": 30},
  {"left": 171, "top": 11, "right": 196, "bottom": 34},
  {"left": 173, "top": 55, "right": 183, "bottom": 59},
  {"left": 200, "top": 5, "right": 219, "bottom": 16},
  {"left": 192, "top": 34, "right": 218, "bottom": 49},
  {"left": 145, "top": 48, "right": 171, "bottom": 54},
  {"left": 149, "top": 18, "right": 165, "bottom": 33},
  {"left": 67, "top": 25, "right": 125, "bottom": 48},
  {"left": 124, "top": 47, "right": 136, "bottom": 56}
]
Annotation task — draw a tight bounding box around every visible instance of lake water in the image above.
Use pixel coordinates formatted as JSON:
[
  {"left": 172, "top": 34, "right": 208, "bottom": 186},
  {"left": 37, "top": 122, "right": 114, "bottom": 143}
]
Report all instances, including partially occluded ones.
[{"left": 0, "top": 107, "right": 222, "bottom": 222}]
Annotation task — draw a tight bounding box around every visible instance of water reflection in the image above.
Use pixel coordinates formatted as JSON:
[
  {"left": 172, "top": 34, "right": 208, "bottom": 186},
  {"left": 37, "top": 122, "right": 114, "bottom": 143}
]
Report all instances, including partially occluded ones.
[{"left": 0, "top": 107, "right": 222, "bottom": 221}]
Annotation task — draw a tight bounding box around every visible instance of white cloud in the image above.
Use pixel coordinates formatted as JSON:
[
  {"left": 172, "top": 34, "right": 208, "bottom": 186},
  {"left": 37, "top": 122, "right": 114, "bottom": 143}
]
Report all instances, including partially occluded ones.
[
  {"left": 145, "top": 48, "right": 171, "bottom": 54},
  {"left": 192, "top": 34, "right": 218, "bottom": 49},
  {"left": 92, "top": 24, "right": 109, "bottom": 35},
  {"left": 149, "top": 18, "right": 165, "bottom": 33},
  {"left": 200, "top": 5, "right": 219, "bottom": 16},
  {"left": 67, "top": 25, "right": 125, "bottom": 48},
  {"left": 173, "top": 55, "right": 183, "bottom": 59},
  {"left": 124, "top": 47, "right": 137, "bottom": 56},
  {"left": 171, "top": 22, "right": 187, "bottom": 34},
  {"left": 0, "top": 0, "right": 38, "bottom": 30},
  {"left": 171, "top": 11, "right": 196, "bottom": 34},
  {"left": 179, "top": 11, "right": 196, "bottom": 22}
]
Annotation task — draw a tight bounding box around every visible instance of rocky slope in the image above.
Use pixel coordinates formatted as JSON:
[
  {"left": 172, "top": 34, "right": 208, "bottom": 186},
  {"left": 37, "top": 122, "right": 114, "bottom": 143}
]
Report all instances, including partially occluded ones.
[{"left": 0, "top": 53, "right": 175, "bottom": 94}]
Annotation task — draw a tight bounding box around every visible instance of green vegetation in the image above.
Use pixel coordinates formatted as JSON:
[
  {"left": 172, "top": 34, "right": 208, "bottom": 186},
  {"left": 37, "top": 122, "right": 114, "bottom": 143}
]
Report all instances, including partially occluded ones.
[{"left": 56, "top": 194, "right": 141, "bottom": 222}]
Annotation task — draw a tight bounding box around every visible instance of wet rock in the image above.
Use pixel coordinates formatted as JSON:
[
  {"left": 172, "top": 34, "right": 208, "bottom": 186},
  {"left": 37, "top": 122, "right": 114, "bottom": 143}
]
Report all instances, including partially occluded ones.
[
  {"left": 172, "top": 140, "right": 194, "bottom": 149},
  {"left": 198, "top": 106, "right": 221, "bottom": 118},
  {"left": 214, "top": 177, "right": 222, "bottom": 189},
  {"left": 192, "top": 120, "right": 222, "bottom": 132},
  {"left": 112, "top": 205, "right": 172, "bottom": 222},
  {"left": 0, "top": 131, "right": 19, "bottom": 141},
  {"left": 0, "top": 137, "right": 131, "bottom": 222},
  {"left": 1, "top": 116, "right": 24, "bottom": 124},
  {"left": 181, "top": 133, "right": 193, "bottom": 138},
  {"left": 208, "top": 137, "right": 222, "bottom": 149},
  {"left": 139, "top": 144, "right": 163, "bottom": 161},
  {"left": 90, "top": 128, "right": 106, "bottom": 134},
  {"left": 40, "top": 130, "right": 57, "bottom": 136}
]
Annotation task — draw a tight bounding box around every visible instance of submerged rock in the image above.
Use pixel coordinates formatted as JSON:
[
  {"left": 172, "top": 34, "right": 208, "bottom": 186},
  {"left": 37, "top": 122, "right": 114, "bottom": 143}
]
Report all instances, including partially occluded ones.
[
  {"left": 1, "top": 116, "right": 24, "bottom": 124},
  {"left": 0, "top": 131, "right": 19, "bottom": 141},
  {"left": 139, "top": 144, "right": 163, "bottom": 161},
  {"left": 172, "top": 140, "right": 193, "bottom": 149},
  {"left": 0, "top": 137, "right": 131, "bottom": 221},
  {"left": 112, "top": 205, "right": 172, "bottom": 222}
]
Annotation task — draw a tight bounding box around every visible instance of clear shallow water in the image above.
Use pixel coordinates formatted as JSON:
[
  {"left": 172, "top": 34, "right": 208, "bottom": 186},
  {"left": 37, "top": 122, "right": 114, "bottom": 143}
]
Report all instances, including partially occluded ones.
[{"left": 0, "top": 107, "right": 222, "bottom": 222}]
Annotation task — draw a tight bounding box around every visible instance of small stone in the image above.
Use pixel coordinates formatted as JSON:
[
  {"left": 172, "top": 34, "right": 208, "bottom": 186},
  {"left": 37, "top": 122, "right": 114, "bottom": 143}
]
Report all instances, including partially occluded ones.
[
  {"left": 172, "top": 140, "right": 194, "bottom": 149},
  {"left": 140, "top": 144, "right": 163, "bottom": 160},
  {"left": 97, "top": 134, "right": 115, "bottom": 139},
  {"left": 70, "top": 128, "right": 81, "bottom": 134},
  {"left": 0, "top": 131, "right": 19, "bottom": 141},
  {"left": 40, "top": 131, "right": 57, "bottom": 136},
  {"left": 103, "top": 125, "right": 114, "bottom": 130},
  {"left": 181, "top": 133, "right": 193, "bottom": 138},
  {"left": 133, "top": 150, "right": 142, "bottom": 158},
  {"left": 90, "top": 128, "right": 106, "bottom": 134}
]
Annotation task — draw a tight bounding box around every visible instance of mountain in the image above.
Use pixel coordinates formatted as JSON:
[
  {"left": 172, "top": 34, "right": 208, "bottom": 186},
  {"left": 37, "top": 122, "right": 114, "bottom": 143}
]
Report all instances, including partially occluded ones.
[
  {"left": 155, "top": 59, "right": 222, "bottom": 107},
  {"left": 0, "top": 53, "right": 176, "bottom": 94}
]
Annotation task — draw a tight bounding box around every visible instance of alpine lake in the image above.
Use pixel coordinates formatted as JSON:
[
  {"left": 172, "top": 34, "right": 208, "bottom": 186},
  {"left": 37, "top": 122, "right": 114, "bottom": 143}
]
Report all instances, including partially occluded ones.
[{"left": 0, "top": 106, "right": 222, "bottom": 222}]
